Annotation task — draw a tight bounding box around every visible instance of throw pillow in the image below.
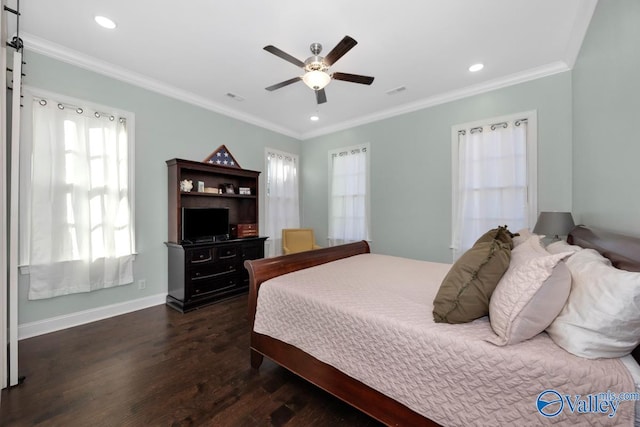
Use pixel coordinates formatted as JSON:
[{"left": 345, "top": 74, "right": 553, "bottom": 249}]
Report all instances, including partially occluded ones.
[
  {"left": 475, "top": 225, "right": 515, "bottom": 248},
  {"left": 487, "top": 245, "right": 571, "bottom": 346},
  {"left": 509, "top": 233, "right": 548, "bottom": 262},
  {"left": 546, "top": 240, "right": 582, "bottom": 256},
  {"left": 512, "top": 228, "right": 539, "bottom": 247},
  {"left": 433, "top": 239, "right": 511, "bottom": 324},
  {"left": 546, "top": 249, "right": 640, "bottom": 359}
]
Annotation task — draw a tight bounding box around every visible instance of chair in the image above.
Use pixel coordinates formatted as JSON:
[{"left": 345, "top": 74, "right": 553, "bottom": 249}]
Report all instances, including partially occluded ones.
[{"left": 282, "top": 228, "right": 322, "bottom": 255}]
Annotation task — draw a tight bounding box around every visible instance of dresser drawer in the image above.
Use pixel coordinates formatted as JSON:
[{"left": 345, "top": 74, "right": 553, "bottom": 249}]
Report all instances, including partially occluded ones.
[
  {"left": 189, "top": 262, "right": 236, "bottom": 281},
  {"left": 187, "top": 248, "right": 214, "bottom": 264},
  {"left": 191, "top": 274, "right": 241, "bottom": 298},
  {"left": 217, "top": 246, "right": 238, "bottom": 260}
]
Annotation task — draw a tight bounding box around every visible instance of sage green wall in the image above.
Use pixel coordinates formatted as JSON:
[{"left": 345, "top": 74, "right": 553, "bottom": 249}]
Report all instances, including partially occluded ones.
[
  {"left": 301, "top": 72, "right": 573, "bottom": 263},
  {"left": 20, "top": 47, "right": 577, "bottom": 324},
  {"left": 572, "top": 0, "right": 640, "bottom": 235},
  {"left": 19, "top": 52, "right": 300, "bottom": 324},
  {"left": 19, "top": 0, "right": 639, "bottom": 327}
]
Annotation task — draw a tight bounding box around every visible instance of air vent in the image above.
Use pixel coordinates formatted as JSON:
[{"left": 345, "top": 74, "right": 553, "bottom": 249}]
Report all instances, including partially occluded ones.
[
  {"left": 225, "top": 92, "right": 245, "bottom": 102},
  {"left": 386, "top": 86, "right": 407, "bottom": 95}
]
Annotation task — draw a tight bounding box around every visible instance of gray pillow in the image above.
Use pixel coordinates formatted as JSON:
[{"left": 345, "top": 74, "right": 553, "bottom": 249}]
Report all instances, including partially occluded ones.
[{"left": 433, "top": 240, "right": 511, "bottom": 324}]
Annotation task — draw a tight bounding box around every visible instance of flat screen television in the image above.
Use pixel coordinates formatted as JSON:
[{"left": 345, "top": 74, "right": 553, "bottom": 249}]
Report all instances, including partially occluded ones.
[{"left": 182, "top": 207, "right": 229, "bottom": 243}]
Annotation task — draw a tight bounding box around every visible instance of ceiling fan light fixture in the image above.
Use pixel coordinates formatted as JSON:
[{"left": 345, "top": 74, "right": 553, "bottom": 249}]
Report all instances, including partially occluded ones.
[{"left": 302, "top": 70, "right": 331, "bottom": 90}]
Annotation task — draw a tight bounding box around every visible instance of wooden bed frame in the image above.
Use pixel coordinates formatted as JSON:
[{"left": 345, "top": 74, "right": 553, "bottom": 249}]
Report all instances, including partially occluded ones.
[{"left": 244, "top": 226, "right": 640, "bottom": 426}]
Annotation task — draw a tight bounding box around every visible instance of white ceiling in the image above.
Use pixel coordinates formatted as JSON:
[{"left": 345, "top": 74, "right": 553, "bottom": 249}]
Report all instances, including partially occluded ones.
[{"left": 7, "top": 0, "right": 597, "bottom": 140}]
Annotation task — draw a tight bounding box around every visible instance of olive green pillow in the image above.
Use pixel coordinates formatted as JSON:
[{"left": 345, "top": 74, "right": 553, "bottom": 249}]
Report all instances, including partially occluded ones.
[
  {"left": 433, "top": 240, "right": 511, "bottom": 324},
  {"left": 474, "top": 225, "right": 515, "bottom": 248}
]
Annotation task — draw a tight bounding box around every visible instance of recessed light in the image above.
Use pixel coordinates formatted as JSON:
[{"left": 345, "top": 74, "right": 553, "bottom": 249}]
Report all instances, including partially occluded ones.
[
  {"left": 95, "top": 16, "right": 116, "bottom": 29},
  {"left": 469, "top": 63, "right": 484, "bottom": 72},
  {"left": 310, "top": 114, "right": 320, "bottom": 122}
]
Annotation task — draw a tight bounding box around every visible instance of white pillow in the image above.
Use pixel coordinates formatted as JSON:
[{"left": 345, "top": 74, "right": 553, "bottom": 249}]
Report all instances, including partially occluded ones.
[
  {"left": 546, "top": 240, "right": 582, "bottom": 256},
  {"left": 546, "top": 249, "right": 640, "bottom": 359},
  {"left": 512, "top": 228, "right": 538, "bottom": 247},
  {"left": 487, "top": 236, "right": 571, "bottom": 346},
  {"left": 510, "top": 233, "right": 547, "bottom": 260}
]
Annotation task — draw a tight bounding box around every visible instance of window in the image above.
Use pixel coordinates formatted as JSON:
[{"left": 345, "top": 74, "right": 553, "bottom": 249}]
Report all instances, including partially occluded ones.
[
  {"left": 265, "top": 149, "right": 300, "bottom": 257},
  {"left": 451, "top": 112, "right": 537, "bottom": 260},
  {"left": 23, "top": 91, "right": 135, "bottom": 299},
  {"left": 328, "top": 144, "right": 370, "bottom": 245}
]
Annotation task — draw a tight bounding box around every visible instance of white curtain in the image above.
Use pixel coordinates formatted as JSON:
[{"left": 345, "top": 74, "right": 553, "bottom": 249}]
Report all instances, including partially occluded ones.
[
  {"left": 328, "top": 145, "right": 370, "bottom": 246},
  {"left": 265, "top": 149, "right": 299, "bottom": 257},
  {"left": 29, "top": 99, "right": 134, "bottom": 299},
  {"left": 452, "top": 121, "right": 528, "bottom": 260}
]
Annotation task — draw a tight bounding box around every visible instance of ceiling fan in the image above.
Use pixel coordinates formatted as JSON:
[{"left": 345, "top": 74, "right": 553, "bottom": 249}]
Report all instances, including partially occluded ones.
[{"left": 263, "top": 35, "right": 375, "bottom": 104}]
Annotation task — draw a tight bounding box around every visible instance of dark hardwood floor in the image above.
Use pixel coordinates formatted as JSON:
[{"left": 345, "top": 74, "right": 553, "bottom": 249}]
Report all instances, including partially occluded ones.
[{"left": 1, "top": 295, "right": 382, "bottom": 426}]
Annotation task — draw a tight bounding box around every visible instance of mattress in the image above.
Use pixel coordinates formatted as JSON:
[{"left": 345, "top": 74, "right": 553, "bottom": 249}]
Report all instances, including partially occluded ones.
[{"left": 254, "top": 253, "right": 636, "bottom": 426}]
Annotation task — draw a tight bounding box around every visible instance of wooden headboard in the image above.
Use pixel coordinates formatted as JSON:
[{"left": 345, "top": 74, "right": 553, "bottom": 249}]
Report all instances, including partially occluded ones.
[{"left": 568, "top": 225, "right": 640, "bottom": 272}]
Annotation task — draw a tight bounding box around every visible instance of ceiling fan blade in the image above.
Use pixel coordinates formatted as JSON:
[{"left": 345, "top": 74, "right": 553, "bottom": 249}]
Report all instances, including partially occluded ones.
[
  {"left": 332, "top": 72, "right": 375, "bottom": 85},
  {"left": 264, "top": 45, "right": 305, "bottom": 68},
  {"left": 323, "top": 36, "right": 358, "bottom": 66},
  {"left": 265, "top": 77, "right": 302, "bottom": 91},
  {"left": 315, "top": 88, "right": 327, "bottom": 104}
]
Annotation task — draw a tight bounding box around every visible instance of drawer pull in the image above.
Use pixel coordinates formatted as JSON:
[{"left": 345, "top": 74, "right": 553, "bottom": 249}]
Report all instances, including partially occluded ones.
[
  {"left": 191, "top": 256, "right": 212, "bottom": 263},
  {"left": 219, "top": 253, "right": 236, "bottom": 260},
  {"left": 192, "top": 269, "right": 236, "bottom": 281},
  {"left": 194, "top": 283, "right": 236, "bottom": 294}
]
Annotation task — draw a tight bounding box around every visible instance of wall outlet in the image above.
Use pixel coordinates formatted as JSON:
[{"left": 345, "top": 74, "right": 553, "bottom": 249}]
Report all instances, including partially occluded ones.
[{"left": 137, "top": 279, "right": 147, "bottom": 290}]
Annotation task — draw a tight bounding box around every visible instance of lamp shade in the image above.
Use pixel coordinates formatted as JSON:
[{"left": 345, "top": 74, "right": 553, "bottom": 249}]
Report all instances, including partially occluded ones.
[
  {"left": 302, "top": 70, "right": 331, "bottom": 90},
  {"left": 533, "top": 212, "right": 575, "bottom": 238}
]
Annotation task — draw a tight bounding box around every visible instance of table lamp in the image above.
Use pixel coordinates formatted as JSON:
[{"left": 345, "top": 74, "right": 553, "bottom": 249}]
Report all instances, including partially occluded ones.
[{"left": 533, "top": 212, "right": 575, "bottom": 241}]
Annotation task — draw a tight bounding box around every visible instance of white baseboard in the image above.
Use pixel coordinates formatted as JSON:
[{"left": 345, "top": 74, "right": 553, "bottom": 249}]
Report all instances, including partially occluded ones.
[{"left": 18, "top": 293, "right": 166, "bottom": 340}]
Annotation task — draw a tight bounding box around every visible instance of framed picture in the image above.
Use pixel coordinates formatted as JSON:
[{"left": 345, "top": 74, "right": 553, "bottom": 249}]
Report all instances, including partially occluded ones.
[
  {"left": 239, "top": 187, "right": 251, "bottom": 195},
  {"left": 223, "top": 183, "right": 235, "bottom": 194}
]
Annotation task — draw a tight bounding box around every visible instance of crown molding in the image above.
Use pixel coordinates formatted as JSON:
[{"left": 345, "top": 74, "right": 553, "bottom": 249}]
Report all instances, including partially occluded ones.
[
  {"left": 21, "top": 32, "right": 302, "bottom": 140},
  {"left": 23, "top": 32, "right": 574, "bottom": 142},
  {"left": 563, "top": 0, "right": 598, "bottom": 68},
  {"left": 300, "top": 61, "right": 570, "bottom": 140}
]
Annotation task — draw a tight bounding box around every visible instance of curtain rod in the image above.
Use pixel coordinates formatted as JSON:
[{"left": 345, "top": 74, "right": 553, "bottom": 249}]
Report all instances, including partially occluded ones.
[
  {"left": 457, "top": 118, "right": 528, "bottom": 135},
  {"left": 35, "top": 97, "right": 126, "bottom": 123},
  {"left": 332, "top": 146, "right": 367, "bottom": 157}
]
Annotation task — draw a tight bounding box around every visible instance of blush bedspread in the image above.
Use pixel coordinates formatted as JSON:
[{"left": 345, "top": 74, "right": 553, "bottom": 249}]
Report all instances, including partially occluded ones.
[{"left": 253, "top": 253, "right": 635, "bottom": 426}]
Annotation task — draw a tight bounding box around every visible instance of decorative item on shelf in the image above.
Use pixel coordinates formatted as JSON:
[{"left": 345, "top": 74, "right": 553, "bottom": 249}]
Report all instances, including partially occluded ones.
[
  {"left": 197, "top": 181, "right": 204, "bottom": 192},
  {"left": 239, "top": 187, "right": 251, "bottom": 195},
  {"left": 232, "top": 223, "right": 258, "bottom": 238},
  {"left": 203, "top": 187, "right": 219, "bottom": 194},
  {"left": 533, "top": 211, "right": 575, "bottom": 241},
  {"left": 220, "top": 183, "right": 235, "bottom": 194},
  {"left": 203, "top": 144, "right": 241, "bottom": 168},
  {"left": 180, "top": 179, "right": 193, "bottom": 192}
]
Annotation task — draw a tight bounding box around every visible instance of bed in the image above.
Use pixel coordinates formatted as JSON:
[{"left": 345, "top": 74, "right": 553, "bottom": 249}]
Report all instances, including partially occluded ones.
[{"left": 244, "top": 226, "right": 640, "bottom": 426}]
